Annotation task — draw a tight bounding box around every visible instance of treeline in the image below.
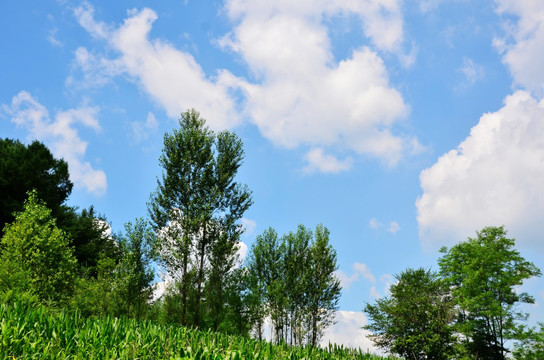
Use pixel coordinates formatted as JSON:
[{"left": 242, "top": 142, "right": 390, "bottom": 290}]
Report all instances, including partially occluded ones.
[
  {"left": 363, "top": 226, "right": 544, "bottom": 360},
  {"left": 0, "top": 109, "right": 341, "bottom": 348}
]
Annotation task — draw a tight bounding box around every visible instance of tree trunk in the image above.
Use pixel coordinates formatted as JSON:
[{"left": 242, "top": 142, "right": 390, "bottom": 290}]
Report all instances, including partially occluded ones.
[
  {"left": 181, "top": 248, "right": 189, "bottom": 325},
  {"left": 194, "top": 226, "right": 207, "bottom": 328}
]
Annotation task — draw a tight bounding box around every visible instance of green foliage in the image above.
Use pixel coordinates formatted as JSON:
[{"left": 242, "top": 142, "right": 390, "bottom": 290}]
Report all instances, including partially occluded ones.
[
  {"left": 60, "top": 206, "right": 120, "bottom": 276},
  {"left": 118, "top": 218, "right": 156, "bottom": 319},
  {"left": 513, "top": 323, "right": 544, "bottom": 360},
  {"left": 246, "top": 224, "right": 341, "bottom": 347},
  {"left": 69, "top": 218, "right": 155, "bottom": 319},
  {"left": 0, "top": 301, "right": 394, "bottom": 360},
  {"left": 0, "top": 138, "right": 72, "bottom": 231},
  {"left": 364, "top": 268, "right": 456, "bottom": 360},
  {"left": 438, "top": 226, "right": 542, "bottom": 359},
  {"left": 148, "top": 109, "right": 252, "bottom": 328},
  {"left": 0, "top": 191, "right": 77, "bottom": 305},
  {"left": 69, "top": 256, "right": 123, "bottom": 318}
]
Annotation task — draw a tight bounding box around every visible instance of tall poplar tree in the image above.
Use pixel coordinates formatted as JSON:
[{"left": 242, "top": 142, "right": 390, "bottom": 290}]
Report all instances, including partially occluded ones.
[{"left": 148, "top": 109, "right": 252, "bottom": 327}]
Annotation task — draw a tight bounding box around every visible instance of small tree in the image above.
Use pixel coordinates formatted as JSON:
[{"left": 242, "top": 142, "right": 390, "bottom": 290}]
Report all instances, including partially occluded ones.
[
  {"left": 364, "top": 268, "right": 456, "bottom": 359},
  {"left": 438, "top": 226, "right": 542, "bottom": 359},
  {"left": 119, "top": 218, "right": 156, "bottom": 319},
  {"left": 0, "top": 190, "right": 77, "bottom": 305}
]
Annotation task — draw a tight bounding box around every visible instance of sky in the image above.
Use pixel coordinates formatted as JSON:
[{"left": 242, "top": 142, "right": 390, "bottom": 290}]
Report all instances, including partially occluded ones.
[{"left": 2, "top": 0, "right": 544, "bottom": 351}]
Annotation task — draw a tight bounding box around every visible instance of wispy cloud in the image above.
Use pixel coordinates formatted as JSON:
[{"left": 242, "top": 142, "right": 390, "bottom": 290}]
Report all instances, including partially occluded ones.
[
  {"left": 71, "top": 3, "right": 239, "bottom": 130},
  {"left": 131, "top": 112, "right": 159, "bottom": 143},
  {"left": 459, "top": 57, "right": 485, "bottom": 85},
  {"left": 2, "top": 91, "right": 107, "bottom": 196},
  {"left": 387, "top": 221, "right": 400, "bottom": 234},
  {"left": 303, "top": 148, "right": 353, "bottom": 174}
]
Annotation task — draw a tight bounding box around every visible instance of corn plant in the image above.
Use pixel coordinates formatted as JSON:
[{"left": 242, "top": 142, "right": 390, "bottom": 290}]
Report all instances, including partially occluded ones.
[{"left": 1, "top": 301, "right": 394, "bottom": 359}]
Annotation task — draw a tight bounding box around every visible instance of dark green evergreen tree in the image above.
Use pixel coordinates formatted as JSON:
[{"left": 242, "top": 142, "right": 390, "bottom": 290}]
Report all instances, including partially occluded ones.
[{"left": 0, "top": 138, "right": 72, "bottom": 231}]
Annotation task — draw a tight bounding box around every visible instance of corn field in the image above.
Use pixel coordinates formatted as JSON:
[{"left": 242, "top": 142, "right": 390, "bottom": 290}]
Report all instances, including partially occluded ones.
[{"left": 0, "top": 301, "right": 393, "bottom": 359}]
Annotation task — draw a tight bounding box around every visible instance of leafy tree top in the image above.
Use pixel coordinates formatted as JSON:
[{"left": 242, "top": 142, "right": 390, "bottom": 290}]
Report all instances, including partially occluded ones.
[{"left": 0, "top": 138, "right": 72, "bottom": 230}]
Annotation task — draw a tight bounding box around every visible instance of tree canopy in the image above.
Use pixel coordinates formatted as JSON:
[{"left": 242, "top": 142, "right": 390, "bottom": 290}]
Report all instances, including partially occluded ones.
[
  {"left": 438, "top": 226, "right": 541, "bottom": 359},
  {"left": 0, "top": 190, "right": 77, "bottom": 305},
  {"left": 0, "top": 138, "right": 72, "bottom": 230},
  {"left": 364, "top": 268, "right": 455, "bottom": 359},
  {"left": 148, "top": 109, "right": 252, "bottom": 328},
  {"left": 246, "top": 224, "right": 341, "bottom": 347}
]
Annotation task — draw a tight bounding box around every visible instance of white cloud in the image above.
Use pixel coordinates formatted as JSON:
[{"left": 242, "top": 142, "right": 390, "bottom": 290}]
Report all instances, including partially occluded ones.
[
  {"left": 335, "top": 270, "right": 360, "bottom": 290},
  {"left": 220, "top": 8, "right": 410, "bottom": 165},
  {"left": 47, "top": 28, "right": 62, "bottom": 47},
  {"left": 303, "top": 148, "right": 353, "bottom": 174},
  {"left": 416, "top": 91, "right": 544, "bottom": 251},
  {"left": 370, "top": 218, "right": 400, "bottom": 234},
  {"left": 236, "top": 241, "right": 248, "bottom": 265},
  {"left": 336, "top": 262, "right": 377, "bottom": 289},
  {"left": 132, "top": 112, "right": 159, "bottom": 142},
  {"left": 2, "top": 91, "right": 107, "bottom": 196},
  {"left": 320, "top": 310, "right": 380, "bottom": 353},
  {"left": 72, "top": 3, "right": 240, "bottom": 130},
  {"left": 387, "top": 221, "right": 400, "bottom": 234},
  {"left": 72, "top": 2, "right": 419, "bottom": 169},
  {"left": 46, "top": 14, "right": 62, "bottom": 47},
  {"left": 369, "top": 218, "right": 382, "bottom": 229},
  {"left": 353, "top": 262, "right": 377, "bottom": 284},
  {"left": 240, "top": 218, "right": 257, "bottom": 237},
  {"left": 223, "top": 0, "right": 407, "bottom": 54},
  {"left": 66, "top": 47, "right": 124, "bottom": 89},
  {"left": 459, "top": 57, "right": 485, "bottom": 85},
  {"left": 369, "top": 286, "right": 381, "bottom": 299},
  {"left": 380, "top": 274, "right": 395, "bottom": 297},
  {"left": 494, "top": 0, "right": 544, "bottom": 94}
]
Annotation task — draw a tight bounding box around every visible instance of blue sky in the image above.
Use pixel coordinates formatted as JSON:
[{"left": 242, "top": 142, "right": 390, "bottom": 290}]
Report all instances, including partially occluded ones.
[{"left": 2, "top": 0, "right": 544, "bottom": 350}]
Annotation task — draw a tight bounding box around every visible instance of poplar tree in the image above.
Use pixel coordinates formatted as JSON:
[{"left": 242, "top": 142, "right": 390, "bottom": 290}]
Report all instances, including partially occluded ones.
[{"left": 148, "top": 109, "right": 252, "bottom": 327}]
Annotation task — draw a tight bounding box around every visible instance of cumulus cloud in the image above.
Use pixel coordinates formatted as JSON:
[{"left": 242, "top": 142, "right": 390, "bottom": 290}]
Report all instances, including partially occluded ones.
[
  {"left": 2, "top": 91, "right": 107, "bottom": 195},
  {"left": 320, "top": 310, "right": 379, "bottom": 353},
  {"left": 494, "top": 0, "right": 544, "bottom": 94},
  {"left": 72, "top": 3, "right": 240, "bottom": 130},
  {"left": 416, "top": 91, "right": 544, "bottom": 251},
  {"left": 74, "top": 1, "right": 418, "bottom": 171},
  {"left": 220, "top": 2, "right": 410, "bottom": 166}
]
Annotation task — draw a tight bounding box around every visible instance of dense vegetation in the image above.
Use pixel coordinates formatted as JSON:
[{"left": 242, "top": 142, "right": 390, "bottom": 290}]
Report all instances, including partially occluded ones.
[
  {"left": 1, "top": 109, "right": 543, "bottom": 359},
  {"left": 0, "top": 110, "right": 348, "bottom": 357},
  {"left": 364, "top": 227, "right": 543, "bottom": 359},
  {"left": 1, "top": 300, "right": 392, "bottom": 360}
]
